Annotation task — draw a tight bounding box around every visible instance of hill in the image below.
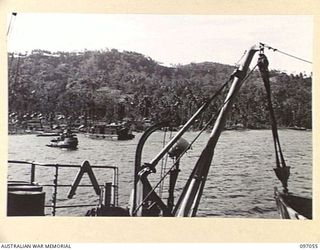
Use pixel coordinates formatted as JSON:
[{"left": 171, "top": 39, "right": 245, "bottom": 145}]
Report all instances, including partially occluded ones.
[{"left": 8, "top": 49, "right": 312, "bottom": 129}]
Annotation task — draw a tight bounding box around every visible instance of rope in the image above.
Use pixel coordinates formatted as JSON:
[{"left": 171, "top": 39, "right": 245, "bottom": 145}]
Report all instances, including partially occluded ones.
[
  {"left": 158, "top": 128, "right": 172, "bottom": 198},
  {"left": 260, "top": 42, "right": 312, "bottom": 64},
  {"left": 235, "top": 50, "right": 247, "bottom": 66},
  {"left": 7, "top": 12, "right": 17, "bottom": 37},
  {"left": 158, "top": 127, "right": 167, "bottom": 198}
]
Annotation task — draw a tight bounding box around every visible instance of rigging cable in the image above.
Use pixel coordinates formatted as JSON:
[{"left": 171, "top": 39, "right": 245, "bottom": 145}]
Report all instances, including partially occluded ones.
[
  {"left": 7, "top": 13, "right": 17, "bottom": 77},
  {"left": 235, "top": 50, "right": 247, "bottom": 67},
  {"left": 7, "top": 12, "right": 17, "bottom": 37},
  {"left": 159, "top": 128, "right": 173, "bottom": 198},
  {"left": 158, "top": 127, "right": 168, "bottom": 198},
  {"left": 257, "top": 52, "right": 290, "bottom": 193},
  {"left": 260, "top": 42, "right": 312, "bottom": 64}
]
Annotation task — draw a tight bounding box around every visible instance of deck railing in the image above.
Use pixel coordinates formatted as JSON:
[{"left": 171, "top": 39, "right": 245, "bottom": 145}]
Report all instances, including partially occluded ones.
[{"left": 8, "top": 160, "right": 119, "bottom": 216}]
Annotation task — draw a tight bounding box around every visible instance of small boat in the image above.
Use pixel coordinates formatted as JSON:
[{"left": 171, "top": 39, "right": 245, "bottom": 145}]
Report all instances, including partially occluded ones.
[
  {"left": 46, "top": 130, "right": 78, "bottom": 149},
  {"left": 225, "top": 123, "right": 246, "bottom": 130},
  {"left": 36, "top": 132, "right": 60, "bottom": 137},
  {"left": 86, "top": 123, "right": 135, "bottom": 141},
  {"left": 288, "top": 126, "right": 307, "bottom": 131}
]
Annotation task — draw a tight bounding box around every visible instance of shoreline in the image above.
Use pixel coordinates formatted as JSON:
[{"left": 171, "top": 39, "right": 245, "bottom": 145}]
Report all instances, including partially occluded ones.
[{"left": 8, "top": 126, "right": 312, "bottom": 135}]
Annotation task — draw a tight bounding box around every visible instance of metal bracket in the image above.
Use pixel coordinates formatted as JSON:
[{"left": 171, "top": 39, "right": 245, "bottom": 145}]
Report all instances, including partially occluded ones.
[{"left": 67, "top": 160, "right": 101, "bottom": 199}]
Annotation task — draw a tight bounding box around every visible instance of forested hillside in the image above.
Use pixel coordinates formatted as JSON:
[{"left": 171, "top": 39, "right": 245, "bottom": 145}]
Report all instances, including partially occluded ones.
[{"left": 8, "top": 49, "right": 312, "bottom": 129}]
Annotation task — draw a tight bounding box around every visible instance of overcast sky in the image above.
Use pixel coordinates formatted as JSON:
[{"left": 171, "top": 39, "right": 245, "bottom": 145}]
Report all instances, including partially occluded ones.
[{"left": 7, "top": 14, "right": 313, "bottom": 74}]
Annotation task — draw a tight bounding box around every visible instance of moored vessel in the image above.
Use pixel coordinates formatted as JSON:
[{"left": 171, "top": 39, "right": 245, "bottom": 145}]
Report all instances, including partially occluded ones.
[
  {"left": 86, "top": 123, "right": 134, "bottom": 141},
  {"left": 46, "top": 130, "right": 78, "bottom": 149}
]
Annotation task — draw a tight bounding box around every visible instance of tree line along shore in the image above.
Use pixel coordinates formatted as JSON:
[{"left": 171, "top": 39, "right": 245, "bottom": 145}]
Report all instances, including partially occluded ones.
[{"left": 8, "top": 49, "right": 312, "bottom": 131}]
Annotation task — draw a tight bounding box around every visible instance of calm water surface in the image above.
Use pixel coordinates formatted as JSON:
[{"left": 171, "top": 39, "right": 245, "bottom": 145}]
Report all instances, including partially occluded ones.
[{"left": 8, "top": 129, "right": 312, "bottom": 218}]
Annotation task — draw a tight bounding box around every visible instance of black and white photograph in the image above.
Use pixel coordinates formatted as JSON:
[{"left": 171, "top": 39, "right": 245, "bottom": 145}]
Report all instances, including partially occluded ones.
[{"left": 6, "top": 13, "right": 313, "bottom": 221}]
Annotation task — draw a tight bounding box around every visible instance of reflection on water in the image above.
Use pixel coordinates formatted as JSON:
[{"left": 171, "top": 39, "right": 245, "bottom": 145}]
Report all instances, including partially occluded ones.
[{"left": 8, "top": 129, "right": 312, "bottom": 218}]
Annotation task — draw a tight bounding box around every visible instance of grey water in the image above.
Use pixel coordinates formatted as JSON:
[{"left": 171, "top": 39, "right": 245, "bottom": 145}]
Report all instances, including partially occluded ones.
[{"left": 8, "top": 129, "right": 312, "bottom": 218}]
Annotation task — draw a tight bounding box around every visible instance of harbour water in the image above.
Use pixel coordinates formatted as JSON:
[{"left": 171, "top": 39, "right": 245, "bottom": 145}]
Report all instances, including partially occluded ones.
[{"left": 8, "top": 129, "right": 312, "bottom": 218}]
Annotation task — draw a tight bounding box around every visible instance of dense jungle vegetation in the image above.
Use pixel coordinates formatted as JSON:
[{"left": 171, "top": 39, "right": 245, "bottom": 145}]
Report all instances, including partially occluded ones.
[{"left": 8, "top": 49, "right": 312, "bottom": 129}]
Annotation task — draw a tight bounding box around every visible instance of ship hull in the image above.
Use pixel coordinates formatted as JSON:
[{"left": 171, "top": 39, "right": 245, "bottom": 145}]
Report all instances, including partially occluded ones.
[{"left": 274, "top": 188, "right": 312, "bottom": 219}]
